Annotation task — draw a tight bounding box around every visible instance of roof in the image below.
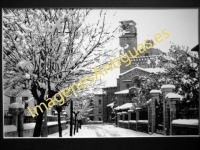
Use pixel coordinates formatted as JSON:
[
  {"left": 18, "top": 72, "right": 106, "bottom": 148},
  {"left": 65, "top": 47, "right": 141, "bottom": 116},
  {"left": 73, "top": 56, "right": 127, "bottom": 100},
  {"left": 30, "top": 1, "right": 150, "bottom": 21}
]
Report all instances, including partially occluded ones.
[
  {"left": 114, "top": 103, "right": 133, "bottom": 110},
  {"left": 191, "top": 44, "right": 199, "bottom": 52},
  {"left": 120, "top": 66, "right": 165, "bottom": 76},
  {"left": 94, "top": 89, "right": 104, "bottom": 95},
  {"left": 161, "top": 84, "right": 175, "bottom": 89},
  {"left": 165, "top": 93, "right": 182, "bottom": 99},
  {"left": 115, "top": 89, "right": 129, "bottom": 95},
  {"left": 107, "top": 102, "right": 115, "bottom": 107},
  {"left": 150, "top": 90, "right": 162, "bottom": 94}
]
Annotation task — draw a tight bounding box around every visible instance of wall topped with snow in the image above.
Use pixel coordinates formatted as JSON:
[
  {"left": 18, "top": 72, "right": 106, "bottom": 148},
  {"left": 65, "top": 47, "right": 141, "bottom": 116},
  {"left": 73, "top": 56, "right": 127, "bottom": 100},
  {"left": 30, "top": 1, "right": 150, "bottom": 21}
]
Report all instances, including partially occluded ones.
[
  {"left": 4, "top": 125, "right": 17, "bottom": 132},
  {"left": 150, "top": 90, "right": 162, "bottom": 94},
  {"left": 161, "top": 84, "right": 175, "bottom": 89},
  {"left": 172, "top": 119, "right": 198, "bottom": 126}
]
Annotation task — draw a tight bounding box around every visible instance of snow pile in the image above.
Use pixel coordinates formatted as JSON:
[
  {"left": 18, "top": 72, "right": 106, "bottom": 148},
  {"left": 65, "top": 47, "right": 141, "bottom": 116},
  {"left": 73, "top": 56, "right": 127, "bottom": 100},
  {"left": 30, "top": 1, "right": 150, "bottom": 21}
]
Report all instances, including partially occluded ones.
[
  {"left": 23, "top": 123, "right": 35, "bottom": 130},
  {"left": 172, "top": 119, "right": 198, "bottom": 126},
  {"left": 4, "top": 125, "right": 17, "bottom": 132}
]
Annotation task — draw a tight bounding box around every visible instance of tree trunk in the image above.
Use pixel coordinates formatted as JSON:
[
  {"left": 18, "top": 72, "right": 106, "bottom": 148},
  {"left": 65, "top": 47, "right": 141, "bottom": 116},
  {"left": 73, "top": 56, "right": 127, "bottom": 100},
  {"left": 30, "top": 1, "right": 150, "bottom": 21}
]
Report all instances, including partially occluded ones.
[
  {"left": 80, "top": 120, "right": 82, "bottom": 129},
  {"left": 57, "top": 106, "right": 62, "bottom": 137},
  {"left": 70, "top": 100, "right": 73, "bottom": 136},
  {"left": 74, "top": 115, "right": 77, "bottom": 135},
  {"left": 31, "top": 81, "right": 57, "bottom": 137},
  {"left": 77, "top": 120, "right": 79, "bottom": 132},
  {"left": 33, "top": 109, "right": 44, "bottom": 137}
]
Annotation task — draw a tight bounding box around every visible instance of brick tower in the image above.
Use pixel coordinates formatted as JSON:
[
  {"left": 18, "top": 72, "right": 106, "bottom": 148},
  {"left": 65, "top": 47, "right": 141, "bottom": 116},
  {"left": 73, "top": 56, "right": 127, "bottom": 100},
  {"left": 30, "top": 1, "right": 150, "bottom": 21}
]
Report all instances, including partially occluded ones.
[{"left": 119, "top": 20, "right": 137, "bottom": 73}]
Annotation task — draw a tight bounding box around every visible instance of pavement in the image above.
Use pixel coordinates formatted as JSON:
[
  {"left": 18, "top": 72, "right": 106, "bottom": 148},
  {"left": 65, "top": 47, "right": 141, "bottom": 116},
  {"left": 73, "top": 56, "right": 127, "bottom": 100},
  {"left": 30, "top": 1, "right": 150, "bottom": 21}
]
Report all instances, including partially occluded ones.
[{"left": 48, "top": 124, "right": 164, "bottom": 138}]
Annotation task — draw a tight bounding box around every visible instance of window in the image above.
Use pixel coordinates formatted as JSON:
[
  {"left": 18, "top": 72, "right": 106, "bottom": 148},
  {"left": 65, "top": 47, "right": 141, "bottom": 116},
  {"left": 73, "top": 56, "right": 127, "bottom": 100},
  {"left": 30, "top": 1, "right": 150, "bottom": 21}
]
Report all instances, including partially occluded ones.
[
  {"left": 10, "top": 97, "right": 16, "bottom": 104},
  {"left": 126, "top": 84, "right": 130, "bottom": 88},
  {"left": 99, "top": 99, "right": 101, "bottom": 105},
  {"left": 22, "top": 97, "right": 28, "bottom": 109},
  {"left": 99, "top": 108, "right": 102, "bottom": 114}
]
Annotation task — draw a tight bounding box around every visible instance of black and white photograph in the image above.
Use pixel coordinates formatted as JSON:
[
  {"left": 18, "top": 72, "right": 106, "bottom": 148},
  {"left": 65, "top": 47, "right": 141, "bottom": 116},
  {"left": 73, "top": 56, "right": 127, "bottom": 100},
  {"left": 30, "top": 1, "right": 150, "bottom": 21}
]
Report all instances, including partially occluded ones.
[{"left": 2, "top": 8, "right": 199, "bottom": 138}]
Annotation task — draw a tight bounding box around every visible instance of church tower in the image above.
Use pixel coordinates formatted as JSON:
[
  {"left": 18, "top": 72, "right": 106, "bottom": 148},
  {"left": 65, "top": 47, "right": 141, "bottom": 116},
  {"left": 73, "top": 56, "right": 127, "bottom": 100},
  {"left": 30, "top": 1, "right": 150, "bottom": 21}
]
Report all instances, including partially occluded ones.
[
  {"left": 119, "top": 20, "right": 163, "bottom": 74},
  {"left": 119, "top": 20, "right": 137, "bottom": 73}
]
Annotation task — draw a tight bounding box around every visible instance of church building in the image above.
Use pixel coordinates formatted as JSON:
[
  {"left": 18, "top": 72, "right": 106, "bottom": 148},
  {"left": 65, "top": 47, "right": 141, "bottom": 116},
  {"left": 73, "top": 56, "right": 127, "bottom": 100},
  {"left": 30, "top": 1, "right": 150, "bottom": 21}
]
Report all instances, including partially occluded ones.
[{"left": 103, "top": 20, "right": 171, "bottom": 123}]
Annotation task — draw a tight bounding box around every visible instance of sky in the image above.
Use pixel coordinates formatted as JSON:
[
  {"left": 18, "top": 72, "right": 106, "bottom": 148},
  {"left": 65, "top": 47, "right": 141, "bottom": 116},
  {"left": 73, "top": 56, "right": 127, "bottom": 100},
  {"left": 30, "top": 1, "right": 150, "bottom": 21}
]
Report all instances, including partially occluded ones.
[{"left": 86, "top": 9, "right": 199, "bottom": 87}]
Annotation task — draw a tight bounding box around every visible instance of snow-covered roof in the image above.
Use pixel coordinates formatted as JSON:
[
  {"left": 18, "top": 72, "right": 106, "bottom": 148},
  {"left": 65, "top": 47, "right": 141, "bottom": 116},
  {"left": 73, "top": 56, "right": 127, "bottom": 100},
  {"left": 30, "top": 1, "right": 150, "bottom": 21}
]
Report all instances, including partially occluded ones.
[
  {"left": 4, "top": 125, "right": 17, "bottom": 132},
  {"left": 150, "top": 90, "right": 162, "bottom": 94},
  {"left": 161, "top": 84, "right": 175, "bottom": 89},
  {"left": 9, "top": 102, "right": 24, "bottom": 109},
  {"left": 107, "top": 102, "right": 115, "bottom": 107},
  {"left": 122, "top": 111, "right": 127, "bottom": 114},
  {"left": 120, "top": 66, "right": 165, "bottom": 76},
  {"left": 128, "top": 110, "right": 134, "bottom": 112},
  {"left": 172, "top": 119, "right": 198, "bottom": 126},
  {"left": 114, "top": 103, "right": 132, "bottom": 110},
  {"left": 94, "top": 90, "right": 104, "bottom": 95},
  {"left": 165, "top": 93, "right": 182, "bottom": 99},
  {"left": 122, "top": 80, "right": 132, "bottom": 82},
  {"left": 146, "top": 99, "right": 152, "bottom": 104},
  {"left": 115, "top": 89, "right": 129, "bottom": 95}
]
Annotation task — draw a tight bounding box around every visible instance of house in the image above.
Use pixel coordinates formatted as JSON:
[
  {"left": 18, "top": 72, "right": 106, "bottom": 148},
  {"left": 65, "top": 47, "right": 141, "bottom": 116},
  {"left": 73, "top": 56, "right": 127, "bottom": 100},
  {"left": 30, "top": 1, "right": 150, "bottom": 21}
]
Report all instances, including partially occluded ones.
[{"left": 88, "top": 90, "right": 104, "bottom": 121}]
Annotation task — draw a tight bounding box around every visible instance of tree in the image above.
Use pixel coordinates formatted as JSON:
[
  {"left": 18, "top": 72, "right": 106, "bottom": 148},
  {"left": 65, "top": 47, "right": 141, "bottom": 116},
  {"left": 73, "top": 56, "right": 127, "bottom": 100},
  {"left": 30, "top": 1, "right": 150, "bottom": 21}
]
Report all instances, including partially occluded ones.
[
  {"left": 3, "top": 8, "right": 119, "bottom": 137},
  {"left": 134, "top": 45, "right": 199, "bottom": 109}
]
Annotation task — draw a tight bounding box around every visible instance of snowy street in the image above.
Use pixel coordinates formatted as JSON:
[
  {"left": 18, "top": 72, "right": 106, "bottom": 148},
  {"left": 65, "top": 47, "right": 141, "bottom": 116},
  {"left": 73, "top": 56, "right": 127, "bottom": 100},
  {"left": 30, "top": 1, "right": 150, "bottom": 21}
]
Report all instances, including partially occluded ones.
[{"left": 48, "top": 124, "right": 164, "bottom": 138}]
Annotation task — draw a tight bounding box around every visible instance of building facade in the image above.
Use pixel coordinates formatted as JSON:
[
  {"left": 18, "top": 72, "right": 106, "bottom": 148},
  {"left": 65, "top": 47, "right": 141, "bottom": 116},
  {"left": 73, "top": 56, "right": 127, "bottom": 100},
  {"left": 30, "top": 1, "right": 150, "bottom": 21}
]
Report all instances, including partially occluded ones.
[
  {"left": 102, "top": 86, "right": 117, "bottom": 123},
  {"left": 102, "top": 20, "right": 171, "bottom": 123},
  {"left": 88, "top": 91, "right": 104, "bottom": 121}
]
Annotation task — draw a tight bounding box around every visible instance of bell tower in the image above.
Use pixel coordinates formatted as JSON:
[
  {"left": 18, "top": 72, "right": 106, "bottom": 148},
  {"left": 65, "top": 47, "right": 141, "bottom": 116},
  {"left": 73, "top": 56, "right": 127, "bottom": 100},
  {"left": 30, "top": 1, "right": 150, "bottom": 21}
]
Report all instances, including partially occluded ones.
[{"left": 119, "top": 20, "right": 137, "bottom": 73}]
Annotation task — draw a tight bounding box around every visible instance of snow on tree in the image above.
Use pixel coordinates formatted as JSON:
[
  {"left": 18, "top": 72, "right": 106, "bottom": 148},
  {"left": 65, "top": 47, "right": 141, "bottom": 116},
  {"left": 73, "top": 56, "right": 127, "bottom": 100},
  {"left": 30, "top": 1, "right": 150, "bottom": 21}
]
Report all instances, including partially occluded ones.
[
  {"left": 3, "top": 8, "right": 120, "bottom": 137},
  {"left": 133, "top": 44, "right": 199, "bottom": 109}
]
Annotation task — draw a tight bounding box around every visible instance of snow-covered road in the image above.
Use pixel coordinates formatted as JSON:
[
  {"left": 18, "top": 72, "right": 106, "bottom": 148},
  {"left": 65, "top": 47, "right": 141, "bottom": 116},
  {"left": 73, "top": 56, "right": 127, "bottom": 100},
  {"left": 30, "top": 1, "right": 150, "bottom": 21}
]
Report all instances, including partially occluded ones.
[{"left": 48, "top": 124, "right": 164, "bottom": 138}]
